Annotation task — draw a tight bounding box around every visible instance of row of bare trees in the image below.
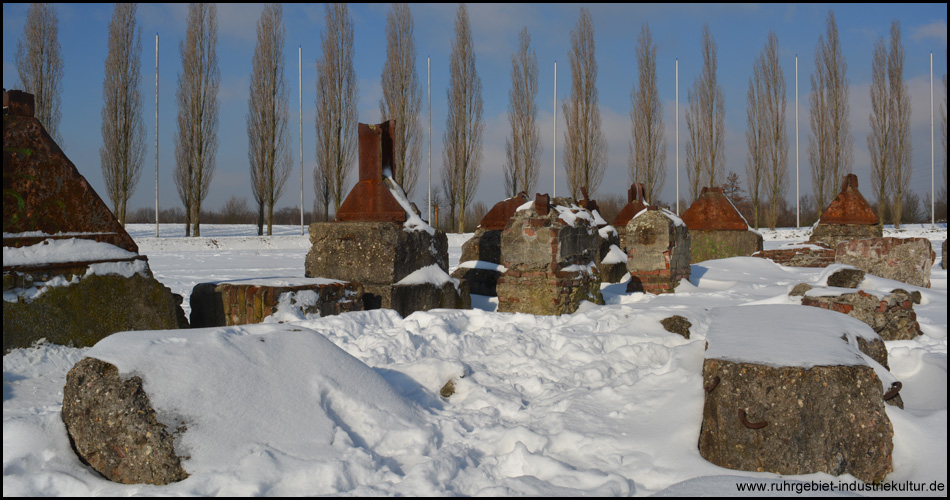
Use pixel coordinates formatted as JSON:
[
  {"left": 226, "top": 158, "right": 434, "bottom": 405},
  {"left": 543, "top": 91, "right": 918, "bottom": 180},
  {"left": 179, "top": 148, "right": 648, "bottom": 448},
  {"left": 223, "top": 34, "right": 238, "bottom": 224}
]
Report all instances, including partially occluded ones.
[{"left": 14, "top": 5, "right": 946, "bottom": 234}]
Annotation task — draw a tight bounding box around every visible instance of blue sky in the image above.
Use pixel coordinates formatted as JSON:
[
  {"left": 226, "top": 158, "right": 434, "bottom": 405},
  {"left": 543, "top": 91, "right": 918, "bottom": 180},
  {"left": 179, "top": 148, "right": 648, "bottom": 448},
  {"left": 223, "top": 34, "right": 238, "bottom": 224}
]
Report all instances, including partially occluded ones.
[{"left": 3, "top": 3, "right": 947, "bottom": 217}]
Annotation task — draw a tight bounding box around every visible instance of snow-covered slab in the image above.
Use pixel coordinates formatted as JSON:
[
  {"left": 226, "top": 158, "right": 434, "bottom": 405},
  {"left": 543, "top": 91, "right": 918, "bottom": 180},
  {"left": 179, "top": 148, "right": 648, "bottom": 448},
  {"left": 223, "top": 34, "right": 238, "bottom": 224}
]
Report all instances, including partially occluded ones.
[
  {"left": 2, "top": 231, "right": 119, "bottom": 238},
  {"left": 84, "top": 324, "right": 432, "bottom": 478},
  {"left": 633, "top": 206, "right": 686, "bottom": 227},
  {"left": 705, "top": 304, "right": 882, "bottom": 368},
  {"left": 198, "top": 276, "right": 345, "bottom": 287},
  {"left": 553, "top": 204, "right": 594, "bottom": 228},
  {"left": 597, "top": 224, "right": 618, "bottom": 239},
  {"left": 601, "top": 244, "right": 628, "bottom": 265},
  {"left": 3, "top": 238, "right": 138, "bottom": 267},
  {"left": 395, "top": 263, "right": 460, "bottom": 288},
  {"left": 457, "top": 260, "right": 508, "bottom": 273}
]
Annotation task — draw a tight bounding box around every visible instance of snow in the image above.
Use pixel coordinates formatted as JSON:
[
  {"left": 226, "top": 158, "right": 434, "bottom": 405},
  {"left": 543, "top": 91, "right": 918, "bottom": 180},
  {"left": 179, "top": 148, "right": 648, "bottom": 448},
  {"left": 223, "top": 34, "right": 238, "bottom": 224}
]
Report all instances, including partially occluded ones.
[
  {"left": 633, "top": 206, "right": 687, "bottom": 227},
  {"left": 457, "top": 260, "right": 508, "bottom": 273},
  {"left": 198, "top": 276, "right": 344, "bottom": 287},
  {"left": 705, "top": 305, "right": 888, "bottom": 371},
  {"left": 2, "top": 238, "right": 138, "bottom": 266},
  {"left": 3, "top": 223, "right": 947, "bottom": 496},
  {"left": 4, "top": 259, "right": 150, "bottom": 304},
  {"left": 552, "top": 203, "right": 595, "bottom": 228},
  {"left": 384, "top": 168, "right": 435, "bottom": 235},
  {"left": 395, "top": 263, "right": 460, "bottom": 289},
  {"left": 601, "top": 244, "right": 628, "bottom": 265},
  {"left": 598, "top": 224, "right": 618, "bottom": 239}
]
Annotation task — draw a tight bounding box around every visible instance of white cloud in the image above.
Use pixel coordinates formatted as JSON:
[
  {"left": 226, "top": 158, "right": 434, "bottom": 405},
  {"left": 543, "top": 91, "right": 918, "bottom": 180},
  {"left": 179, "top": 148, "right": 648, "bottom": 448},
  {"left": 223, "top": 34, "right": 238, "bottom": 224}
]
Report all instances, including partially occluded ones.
[{"left": 912, "top": 20, "right": 947, "bottom": 46}]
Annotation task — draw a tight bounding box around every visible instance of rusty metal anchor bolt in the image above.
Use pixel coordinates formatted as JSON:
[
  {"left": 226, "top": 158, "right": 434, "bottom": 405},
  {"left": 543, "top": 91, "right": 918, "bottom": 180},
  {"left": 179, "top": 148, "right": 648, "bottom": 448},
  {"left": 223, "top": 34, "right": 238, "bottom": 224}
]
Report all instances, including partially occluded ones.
[
  {"left": 883, "top": 381, "right": 902, "bottom": 401},
  {"left": 738, "top": 408, "right": 768, "bottom": 429},
  {"left": 704, "top": 375, "right": 720, "bottom": 394}
]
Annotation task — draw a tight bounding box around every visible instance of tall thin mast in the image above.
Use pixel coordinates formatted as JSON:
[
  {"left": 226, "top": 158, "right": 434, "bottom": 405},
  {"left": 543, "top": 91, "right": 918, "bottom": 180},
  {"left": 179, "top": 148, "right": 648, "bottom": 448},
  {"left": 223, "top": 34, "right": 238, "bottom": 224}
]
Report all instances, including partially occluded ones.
[
  {"left": 675, "top": 58, "right": 679, "bottom": 215},
  {"left": 796, "top": 54, "right": 800, "bottom": 229},
  {"left": 553, "top": 61, "right": 557, "bottom": 197},
  {"left": 155, "top": 33, "right": 159, "bottom": 237},
  {"left": 428, "top": 55, "right": 431, "bottom": 223},
  {"left": 931, "top": 51, "right": 935, "bottom": 227},
  {"left": 299, "top": 45, "right": 304, "bottom": 235}
]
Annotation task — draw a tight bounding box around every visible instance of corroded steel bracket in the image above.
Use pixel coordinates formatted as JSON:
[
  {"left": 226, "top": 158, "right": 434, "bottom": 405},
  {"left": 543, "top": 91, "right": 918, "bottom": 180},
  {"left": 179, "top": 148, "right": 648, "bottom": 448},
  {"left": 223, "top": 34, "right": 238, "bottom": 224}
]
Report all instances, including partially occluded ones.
[
  {"left": 335, "top": 120, "right": 407, "bottom": 223},
  {"left": 578, "top": 186, "right": 599, "bottom": 213},
  {"left": 534, "top": 193, "right": 550, "bottom": 216}
]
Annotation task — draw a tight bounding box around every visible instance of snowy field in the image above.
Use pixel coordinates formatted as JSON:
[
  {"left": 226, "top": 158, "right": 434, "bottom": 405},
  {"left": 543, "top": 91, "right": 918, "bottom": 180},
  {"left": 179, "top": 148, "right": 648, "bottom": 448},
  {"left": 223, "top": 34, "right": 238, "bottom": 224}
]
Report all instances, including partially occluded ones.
[{"left": 3, "top": 223, "right": 947, "bottom": 496}]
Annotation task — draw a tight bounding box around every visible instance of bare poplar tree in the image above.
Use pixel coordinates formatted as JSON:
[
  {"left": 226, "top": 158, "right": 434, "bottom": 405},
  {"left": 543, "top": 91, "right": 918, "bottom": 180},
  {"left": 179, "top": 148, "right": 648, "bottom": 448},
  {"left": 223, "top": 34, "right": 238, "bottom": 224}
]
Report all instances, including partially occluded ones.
[
  {"left": 174, "top": 3, "right": 219, "bottom": 237},
  {"left": 563, "top": 7, "right": 607, "bottom": 199},
  {"left": 379, "top": 3, "right": 422, "bottom": 198},
  {"left": 15, "top": 3, "right": 64, "bottom": 144},
  {"left": 248, "top": 4, "right": 291, "bottom": 236},
  {"left": 745, "top": 59, "right": 764, "bottom": 229},
  {"left": 887, "top": 21, "right": 911, "bottom": 229},
  {"left": 685, "top": 24, "right": 725, "bottom": 201},
  {"left": 808, "top": 10, "right": 852, "bottom": 217},
  {"left": 943, "top": 75, "right": 947, "bottom": 190},
  {"left": 761, "top": 32, "right": 788, "bottom": 230},
  {"left": 100, "top": 3, "right": 145, "bottom": 227},
  {"left": 504, "top": 26, "right": 541, "bottom": 197},
  {"left": 442, "top": 3, "right": 483, "bottom": 232},
  {"left": 315, "top": 3, "right": 358, "bottom": 218},
  {"left": 868, "top": 36, "right": 890, "bottom": 226},
  {"left": 629, "top": 23, "right": 666, "bottom": 203}
]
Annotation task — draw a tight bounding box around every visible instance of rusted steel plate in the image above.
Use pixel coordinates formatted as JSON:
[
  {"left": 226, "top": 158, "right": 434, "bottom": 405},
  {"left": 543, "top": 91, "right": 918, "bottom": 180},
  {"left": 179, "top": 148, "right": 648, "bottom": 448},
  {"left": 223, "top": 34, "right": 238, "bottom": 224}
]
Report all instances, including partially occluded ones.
[
  {"left": 681, "top": 186, "right": 749, "bottom": 231},
  {"left": 335, "top": 120, "right": 407, "bottom": 224},
  {"left": 613, "top": 183, "right": 649, "bottom": 228},
  {"left": 818, "top": 174, "right": 879, "bottom": 225},
  {"left": 3, "top": 90, "right": 138, "bottom": 254},
  {"left": 479, "top": 192, "right": 529, "bottom": 230}
]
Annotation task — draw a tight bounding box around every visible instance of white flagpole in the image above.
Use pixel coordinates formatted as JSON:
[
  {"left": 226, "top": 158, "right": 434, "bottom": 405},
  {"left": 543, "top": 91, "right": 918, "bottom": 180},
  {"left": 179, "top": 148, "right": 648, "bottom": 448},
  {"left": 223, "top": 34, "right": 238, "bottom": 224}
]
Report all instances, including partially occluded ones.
[
  {"left": 428, "top": 55, "right": 432, "bottom": 223},
  {"left": 554, "top": 60, "right": 557, "bottom": 197},
  {"left": 676, "top": 58, "right": 679, "bottom": 215},
  {"left": 299, "top": 46, "right": 304, "bottom": 235},
  {"left": 931, "top": 51, "right": 935, "bottom": 227},
  {"left": 155, "top": 33, "right": 159, "bottom": 237},
  {"left": 796, "top": 54, "right": 800, "bottom": 229}
]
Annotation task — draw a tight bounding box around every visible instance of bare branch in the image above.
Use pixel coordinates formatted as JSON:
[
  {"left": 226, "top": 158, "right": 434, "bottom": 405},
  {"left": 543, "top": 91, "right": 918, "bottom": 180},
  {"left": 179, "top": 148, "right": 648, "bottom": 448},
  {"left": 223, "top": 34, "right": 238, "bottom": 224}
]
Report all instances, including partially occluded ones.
[
  {"left": 887, "top": 21, "right": 911, "bottom": 228},
  {"left": 248, "top": 4, "right": 291, "bottom": 236},
  {"left": 629, "top": 23, "right": 666, "bottom": 203},
  {"left": 504, "top": 26, "right": 541, "bottom": 198},
  {"left": 442, "top": 4, "right": 483, "bottom": 232},
  {"left": 315, "top": 3, "right": 358, "bottom": 219},
  {"left": 15, "top": 3, "right": 64, "bottom": 144},
  {"left": 685, "top": 24, "right": 725, "bottom": 202},
  {"left": 379, "top": 3, "right": 423, "bottom": 199},
  {"left": 174, "top": 3, "right": 219, "bottom": 237},
  {"left": 809, "top": 10, "right": 853, "bottom": 217},
  {"left": 100, "top": 3, "right": 145, "bottom": 227},
  {"left": 563, "top": 8, "right": 607, "bottom": 199}
]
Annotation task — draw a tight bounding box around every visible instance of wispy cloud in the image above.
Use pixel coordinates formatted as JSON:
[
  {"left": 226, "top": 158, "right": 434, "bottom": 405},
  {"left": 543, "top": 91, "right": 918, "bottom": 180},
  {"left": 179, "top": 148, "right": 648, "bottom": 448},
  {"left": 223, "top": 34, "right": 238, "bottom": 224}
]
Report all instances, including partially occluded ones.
[{"left": 911, "top": 20, "right": 947, "bottom": 46}]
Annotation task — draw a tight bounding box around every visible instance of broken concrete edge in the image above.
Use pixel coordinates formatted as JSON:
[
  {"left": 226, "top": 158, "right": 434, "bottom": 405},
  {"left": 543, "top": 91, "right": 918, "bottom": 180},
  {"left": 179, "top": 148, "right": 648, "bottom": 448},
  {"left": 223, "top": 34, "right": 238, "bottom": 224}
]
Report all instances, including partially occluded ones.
[
  {"left": 61, "top": 357, "right": 190, "bottom": 485},
  {"left": 4, "top": 257, "right": 152, "bottom": 304}
]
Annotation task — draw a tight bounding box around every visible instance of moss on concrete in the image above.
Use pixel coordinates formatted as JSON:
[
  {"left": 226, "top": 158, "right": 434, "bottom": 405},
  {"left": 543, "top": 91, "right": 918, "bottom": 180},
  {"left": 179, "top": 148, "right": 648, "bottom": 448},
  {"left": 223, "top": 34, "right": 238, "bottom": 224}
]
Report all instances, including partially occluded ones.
[{"left": 3, "top": 272, "right": 182, "bottom": 353}]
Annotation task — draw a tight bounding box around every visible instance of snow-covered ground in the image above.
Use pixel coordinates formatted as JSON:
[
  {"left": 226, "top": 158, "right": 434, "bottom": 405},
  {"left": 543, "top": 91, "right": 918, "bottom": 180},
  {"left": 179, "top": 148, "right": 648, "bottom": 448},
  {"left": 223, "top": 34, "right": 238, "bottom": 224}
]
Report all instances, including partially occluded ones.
[{"left": 3, "top": 223, "right": 947, "bottom": 496}]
